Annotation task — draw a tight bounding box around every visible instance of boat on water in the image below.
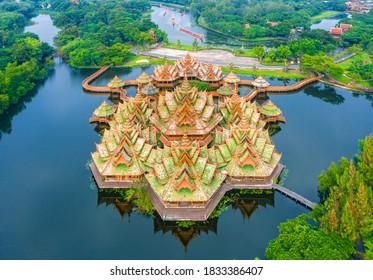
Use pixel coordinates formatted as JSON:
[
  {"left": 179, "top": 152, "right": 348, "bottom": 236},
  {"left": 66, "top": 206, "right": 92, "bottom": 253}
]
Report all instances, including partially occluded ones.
[{"left": 179, "top": 26, "right": 204, "bottom": 41}]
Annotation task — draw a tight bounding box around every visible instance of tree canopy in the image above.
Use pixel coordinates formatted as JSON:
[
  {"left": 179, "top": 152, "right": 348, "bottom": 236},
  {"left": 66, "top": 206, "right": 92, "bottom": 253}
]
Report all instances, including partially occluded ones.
[
  {"left": 51, "top": 0, "right": 167, "bottom": 67},
  {"left": 0, "top": 0, "right": 54, "bottom": 115},
  {"left": 266, "top": 134, "right": 373, "bottom": 259}
]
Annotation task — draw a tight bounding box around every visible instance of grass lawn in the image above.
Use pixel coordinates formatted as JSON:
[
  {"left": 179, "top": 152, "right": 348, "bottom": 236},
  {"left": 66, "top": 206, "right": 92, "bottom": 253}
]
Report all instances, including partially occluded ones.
[
  {"left": 310, "top": 11, "right": 342, "bottom": 23},
  {"left": 337, "top": 51, "right": 372, "bottom": 71},
  {"left": 355, "top": 80, "right": 373, "bottom": 87},
  {"left": 234, "top": 49, "right": 256, "bottom": 57},
  {"left": 122, "top": 55, "right": 173, "bottom": 67},
  {"left": 221, "top": 67, "right": 307, "bottom": 79},
  {"left": 260, "top": 61, "right": 288, "bottom": 66},
  {"left": 330, "top": 73, "right": 352, "bottom": 84}
]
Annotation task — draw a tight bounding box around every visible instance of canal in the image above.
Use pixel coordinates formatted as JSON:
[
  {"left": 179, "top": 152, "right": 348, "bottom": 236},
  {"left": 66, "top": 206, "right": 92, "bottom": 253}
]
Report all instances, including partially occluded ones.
[{"left": 0, "top": 15, "right": 372, "bottom": 260}]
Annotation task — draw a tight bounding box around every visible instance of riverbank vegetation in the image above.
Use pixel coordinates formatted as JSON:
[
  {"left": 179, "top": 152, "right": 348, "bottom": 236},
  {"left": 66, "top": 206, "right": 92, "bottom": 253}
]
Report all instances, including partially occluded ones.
[
  {"left": 266, "top": 133, "right": 373, "bottom": 260},
  {"left": 0, "top": 0, "right": 54, "bottom": 115},
  {"left": 49, "top": 0, "right": 167, "bottom": 67}
]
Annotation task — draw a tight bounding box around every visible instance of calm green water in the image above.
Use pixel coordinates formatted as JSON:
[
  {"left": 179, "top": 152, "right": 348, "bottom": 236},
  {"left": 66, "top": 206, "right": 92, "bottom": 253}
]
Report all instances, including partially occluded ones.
[{"left": 0, "top": 15, "right": 372, "bottom": 260}]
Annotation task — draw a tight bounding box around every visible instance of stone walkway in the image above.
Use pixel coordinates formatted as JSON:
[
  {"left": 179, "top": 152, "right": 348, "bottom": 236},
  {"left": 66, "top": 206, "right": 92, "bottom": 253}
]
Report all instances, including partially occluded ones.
[
  {"left": 138, "top": 47, "right": 299, "bottom": 70},
  {"left": 147, "top": 48, "right": 259, "bottom": 66}
]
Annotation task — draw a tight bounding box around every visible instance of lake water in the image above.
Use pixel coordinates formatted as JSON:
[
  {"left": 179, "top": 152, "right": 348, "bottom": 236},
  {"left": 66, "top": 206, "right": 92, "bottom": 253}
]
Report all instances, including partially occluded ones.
[
  {"left": 24, "top": 14, "right": 60, "bottom": 46},
  {"left": 310, "top": 13, "right": 349, "bottom": 31},
  {"left": 0, "top": 15, "right": 372, "bottom": 260}
]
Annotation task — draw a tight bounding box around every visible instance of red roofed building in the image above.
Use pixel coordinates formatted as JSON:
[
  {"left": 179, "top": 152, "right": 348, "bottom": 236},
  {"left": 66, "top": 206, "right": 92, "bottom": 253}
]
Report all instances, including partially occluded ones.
[
  {"left": 330, "top": 27, "right": 343, "bottom": 38},
  {"left": 340, "top": 24, "right": 353, "bottom": 30},
  {"left": 244, "top": 24, "right": 251, "bottom": 29}
]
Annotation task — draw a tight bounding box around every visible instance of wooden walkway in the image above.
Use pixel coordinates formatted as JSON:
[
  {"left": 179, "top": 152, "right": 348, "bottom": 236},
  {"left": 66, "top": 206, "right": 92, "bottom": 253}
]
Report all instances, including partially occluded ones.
[
  {"left": 272, "top": 184, "right": 315, "bottom": 209},
  {"left": 243, "top": 76, "right": 320, "bottom": 101},
  {"left": 82, "top": 65, "right": 129, "bottom": 97},
  {"left": 266, "top": 76, "right": 319, "bottom": 92}
]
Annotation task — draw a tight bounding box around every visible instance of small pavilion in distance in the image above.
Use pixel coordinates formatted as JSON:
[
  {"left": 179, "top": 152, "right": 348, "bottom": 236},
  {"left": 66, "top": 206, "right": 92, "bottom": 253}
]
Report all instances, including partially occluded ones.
[{"left": 87, "top": 53, "right": 308, "bottom": 221}]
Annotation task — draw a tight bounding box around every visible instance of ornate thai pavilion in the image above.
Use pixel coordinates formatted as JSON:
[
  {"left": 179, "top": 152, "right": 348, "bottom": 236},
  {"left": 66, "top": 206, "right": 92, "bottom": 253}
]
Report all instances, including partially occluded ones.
[{"left": 89, "top": 54, "right": 284, "bottom": 220}]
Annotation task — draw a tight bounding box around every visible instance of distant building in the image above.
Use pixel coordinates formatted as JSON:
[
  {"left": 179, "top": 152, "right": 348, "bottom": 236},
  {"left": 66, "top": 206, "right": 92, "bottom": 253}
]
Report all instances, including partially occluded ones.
[
  {"left": 296, "top": 27, "right": 304, "bottom": 33},
  {"left": 330, "top": 23, "right": 353, "bottom": 38},
  {"left": 345, "top": 1, "right": 372, "bottom": 13},
  {"left": 244, "top": 24, "right": 251, "bottom": 29},
  {"left": 330, "top": 27, "right": 344, "bottom": 38},
  {"left": 340, "top": 23, "right": 353, "bottom": 31},
  {"left": 267, "top": 22, "right": 279, "bottom": 27}
]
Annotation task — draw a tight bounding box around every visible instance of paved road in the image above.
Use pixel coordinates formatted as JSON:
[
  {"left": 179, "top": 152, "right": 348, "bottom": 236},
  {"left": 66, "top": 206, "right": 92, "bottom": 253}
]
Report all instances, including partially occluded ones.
[{"left": 136, "top": 47, "right": 300, "bottom": 70}]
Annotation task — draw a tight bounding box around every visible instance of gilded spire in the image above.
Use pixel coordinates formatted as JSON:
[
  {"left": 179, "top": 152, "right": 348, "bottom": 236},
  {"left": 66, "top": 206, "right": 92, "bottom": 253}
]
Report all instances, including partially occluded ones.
[
  {"left": 134, "top": 91, "right": 145, "bottom": 102},
  {"left": 231, "top": 91, "right": 241, "bottom": 103},
  {"left": 122, "top": 118, "right": 133, "bottom": 131},
  {"left": 180, "top": 76, "right": 192, "bottom": 92},
  {"left": 181, "top": 134, "right": 192, "bottom": 148},
  {"left": 238, "top": 117, "right": 250, "bottom": 130}
]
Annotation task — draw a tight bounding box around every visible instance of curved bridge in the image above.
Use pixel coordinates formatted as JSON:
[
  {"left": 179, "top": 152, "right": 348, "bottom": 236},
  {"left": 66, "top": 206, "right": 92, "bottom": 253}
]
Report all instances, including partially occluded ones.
[
  {"left": 244, "top": 76, "right": 320, "bottom": 101},
  {"left": 82, "top": 66, "right": 130, "bottom": 98}
]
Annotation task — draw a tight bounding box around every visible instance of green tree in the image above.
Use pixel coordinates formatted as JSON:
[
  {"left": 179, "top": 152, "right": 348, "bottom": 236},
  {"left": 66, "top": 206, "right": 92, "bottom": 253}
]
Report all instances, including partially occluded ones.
[
  {"left": 12, "top": 37, "right": 43, "bottom": 64},
  {"left": 339, "top": 202, "right": 358, "bottom": 240},
  {"left": 357, "top": 135, "right": 373, "bottom": 187},
  {"left": 265, "top": 214, "right": 354, "bottom": 260},
  {"left": 301, "top": 55, "right": 343, "bottom": 75},
  {"left": 192, "top": 38, "right": 198, "bottom": 51},
  {"left": 252, "top": 46, "right": 265, "bottom": 61},
  {"left": 318, "top": 157, "right": 350, "bottom": 202},
  {"left": 0, "top": 94, "right": 9, "bottom": 114},
  {"left": 265, "top": 49, "right": 276, "bottom": 62},
  {"left": 276, "top": 45, "right": 291, "bottom": 61}
]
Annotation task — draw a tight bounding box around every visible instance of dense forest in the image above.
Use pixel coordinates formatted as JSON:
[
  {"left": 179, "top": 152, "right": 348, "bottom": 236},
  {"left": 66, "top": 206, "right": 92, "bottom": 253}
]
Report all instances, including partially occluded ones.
[
  {"left": 266, "top": 134, "right": 373, "bottom": 259},
  {"left": 0, "top": 0, "right": 54, "bottom": 115},
  {"left": 48, "top": 0, "right": 167, "bottom": 67}
]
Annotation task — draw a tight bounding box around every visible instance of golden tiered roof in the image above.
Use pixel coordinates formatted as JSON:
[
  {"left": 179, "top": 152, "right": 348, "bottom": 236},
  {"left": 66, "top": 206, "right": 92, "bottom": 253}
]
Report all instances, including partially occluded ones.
[
  {"left": 176, "top": 52, "right": 199, "bottom": 78},
  {"left": 152, "top": 61, "right": 179, "bottom": 81},
  {"left": 217, "top": 83, "right": 235, "bottom": 96},
  {"left": 198, "top": 62, "right": 223, "bottom": 81},
  {"left": 150, "top": 78, "right": 222, "bottom": 142},
  {"left": 145, "top": 133, "right": 225, "bottom": 202},
  {"left": 93, "top": 101, "right": 114, "bottom": 117},
  {"left": 136, "top": 72, "right": 153, "bottom": 84},
  {"left": 260, "top": 100, "right": 282, "bottom": 116},
  {"left": 252, "top": 75, "right": 270, "bottom": 88},
  {"left": 224, "top": 72, "right": 240, "bottom": 84},
  {"left": 107, "top": 75, "right": 125, "bottom": 88},
  {"left": 141, "top": 82, "right": 159, "bottom": 95}
]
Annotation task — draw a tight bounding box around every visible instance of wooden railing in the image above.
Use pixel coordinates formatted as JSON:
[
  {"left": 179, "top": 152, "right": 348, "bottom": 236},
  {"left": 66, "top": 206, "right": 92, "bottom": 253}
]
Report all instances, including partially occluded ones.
[
  {"left": 89, "top": 116, "right": 110, "bottom": 124},
  {"left": 243, "top": 76, "right": 320, "bottom": 101},
  {"left": 239, "top": 80, "right": 254, "bottom": 86},
  {"left": 266, "top": 76, "right": 320, "bottom": 92}
]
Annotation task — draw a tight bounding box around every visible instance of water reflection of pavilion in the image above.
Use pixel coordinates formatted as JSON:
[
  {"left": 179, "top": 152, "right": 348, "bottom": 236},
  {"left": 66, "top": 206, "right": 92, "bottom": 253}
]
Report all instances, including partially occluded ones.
[{"left": 97, "top": 189, "right": 274, "bottom": 250}]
